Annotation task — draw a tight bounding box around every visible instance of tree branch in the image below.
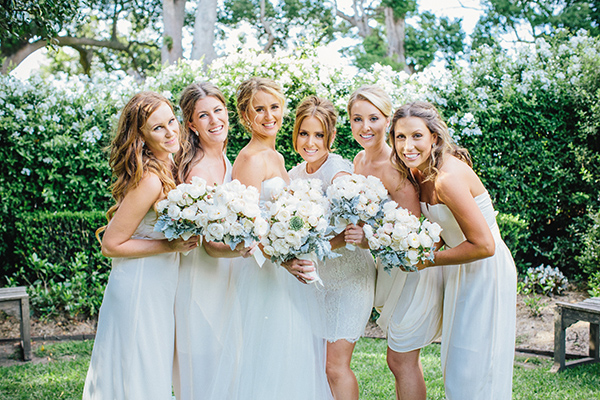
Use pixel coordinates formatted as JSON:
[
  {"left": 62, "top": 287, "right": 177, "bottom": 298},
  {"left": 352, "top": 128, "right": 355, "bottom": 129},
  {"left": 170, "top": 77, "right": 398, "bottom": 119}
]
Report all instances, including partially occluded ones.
[{"left": 259, "top": 0, "right": 276, "bottom": 52}]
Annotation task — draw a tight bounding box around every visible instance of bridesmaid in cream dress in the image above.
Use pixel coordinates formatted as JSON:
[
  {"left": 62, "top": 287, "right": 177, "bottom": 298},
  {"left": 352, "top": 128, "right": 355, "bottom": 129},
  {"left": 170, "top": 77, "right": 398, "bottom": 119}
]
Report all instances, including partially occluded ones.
[
  {"left": 288, "top": 96, "right": 375, "bottom": 400},
  {"left": 231, "top": 77, "right": 331, "bottom": 400},
  {"left": 172, "top": 82, "right": 252, "bottom": 400},
  {"left": 83, "top": 92, "right": 198, "bottom": 400},
  {"left": 390, "top": 101, "right": 517, "bottom": 399},
  {"left": 345, "top": 86, "right": 443, "bottom": 400}
]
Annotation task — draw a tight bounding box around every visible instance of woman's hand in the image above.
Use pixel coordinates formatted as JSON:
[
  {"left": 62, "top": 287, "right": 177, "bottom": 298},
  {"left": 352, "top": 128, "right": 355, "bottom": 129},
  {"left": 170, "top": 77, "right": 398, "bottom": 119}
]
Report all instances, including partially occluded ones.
[
  {"left": 169, "top": 236, "right": 200, "bottom": 253},
  {"left": 235, "top": 241, "right": 257, "bottom": 258},
  {"left": 344, "top": 224, "right": 368, "bottom": 249},
  {"left": 281, "top": 258, "right": 316, "bottom": 284}
]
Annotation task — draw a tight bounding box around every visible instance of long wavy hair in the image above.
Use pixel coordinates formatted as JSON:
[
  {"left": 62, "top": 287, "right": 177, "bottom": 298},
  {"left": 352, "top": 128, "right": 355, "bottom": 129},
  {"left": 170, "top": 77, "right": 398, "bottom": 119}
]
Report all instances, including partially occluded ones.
[
  {"left": 174, "top": 82, "right": 228, "bottom": 184},
  {"left": 236, "top": 77, "right": 286, "bottom": 133},
  {"left": 104, "top": 92, "right": 178, "bottom": 223},
  {"left": 292, "top": 95, "right": 338, "bottom": 152},
  {"left": 390, "top": 101, "right": 472, "bottom": 187}
]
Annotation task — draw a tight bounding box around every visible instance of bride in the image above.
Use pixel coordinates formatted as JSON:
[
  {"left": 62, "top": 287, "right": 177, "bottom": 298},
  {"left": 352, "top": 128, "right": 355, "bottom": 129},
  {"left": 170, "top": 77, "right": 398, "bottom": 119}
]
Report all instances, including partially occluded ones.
[{"left": 231, "top": 76, "right": 331, "bottom": 399}]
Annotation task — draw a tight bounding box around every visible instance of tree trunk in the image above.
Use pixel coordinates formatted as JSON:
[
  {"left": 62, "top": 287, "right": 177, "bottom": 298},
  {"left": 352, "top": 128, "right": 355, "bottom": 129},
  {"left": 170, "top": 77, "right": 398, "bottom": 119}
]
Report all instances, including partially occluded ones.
[
  {"left": 162, "top": 0, "right": 186, "bottom": 65},
  {"left": 190, "top": 0, "right": 218, "bottom": 64},
  {"left": 384, "top": 6, "right": 411, "bottom": 74},
  {"left": 335, "top": 0, "right": 372, "bottom": 38},
  {"left": 259, "top": 0, "right": 276, "bottom": 52}
]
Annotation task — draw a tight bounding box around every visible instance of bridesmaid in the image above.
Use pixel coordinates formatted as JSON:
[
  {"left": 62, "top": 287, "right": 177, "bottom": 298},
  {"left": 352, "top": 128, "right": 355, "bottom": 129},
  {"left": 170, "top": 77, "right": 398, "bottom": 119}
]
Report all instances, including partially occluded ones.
[
  {"left": 345, "top": 86, "right": 443, "bottom": 400},
  {"left": 288, "top": 95, "right": 375, "bottom": 400},
  {"left": 83, "top": 92, "right": 198, "bottom": 399},
  {"left": 172, "top": 82, "right": 251, "bottom": 400},
  {"left": 231, "top": 77, "right": 331, "bottom": 399},
  {"left": 390, "top": 101, "right": 517, "bottom": 399}
]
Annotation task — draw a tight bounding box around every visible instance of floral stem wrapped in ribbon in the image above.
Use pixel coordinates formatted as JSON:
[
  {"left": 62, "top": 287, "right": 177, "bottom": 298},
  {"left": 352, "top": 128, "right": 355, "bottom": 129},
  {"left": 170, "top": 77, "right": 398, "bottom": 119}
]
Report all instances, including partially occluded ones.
[
  {"left": 325, "top": 174, "right": 391, "bottom": 250},
  {"left": 154, "top": 177, "right": 269, "bottom": 264},
  {"left": 363, "top": 201, "right": 442, "bottom": 273},
  {"left": 260, "top": 178, "right": 340, "bottom": 284}
]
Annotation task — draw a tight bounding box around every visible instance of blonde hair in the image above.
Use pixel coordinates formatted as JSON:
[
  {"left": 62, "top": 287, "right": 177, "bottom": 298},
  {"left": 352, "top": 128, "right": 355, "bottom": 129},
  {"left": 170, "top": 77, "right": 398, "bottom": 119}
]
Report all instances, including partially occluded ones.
[
  {"left": 97, "top": 92, "right": 178, "bottom": 240},
  {"left": 347, "top": 85, "right": 393, "bottom": 118},
  {"left": 175, "top": 82, "right": 228, "bottom": 184},
  {"left": 236, "top": 77, "right": 286, "bottom": 132},
  {"left": 390, "top": 101, "right": 472, "bottom": 186},
  {"left": 292, "top": 96, "right": 337, "bottom": 152}
]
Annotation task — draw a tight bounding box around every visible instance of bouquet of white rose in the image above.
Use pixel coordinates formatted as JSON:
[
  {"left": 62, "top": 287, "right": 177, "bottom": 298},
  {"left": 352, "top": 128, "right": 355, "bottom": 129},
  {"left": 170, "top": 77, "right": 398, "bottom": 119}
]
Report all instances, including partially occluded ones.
[
  {"left": 154, "top": 176, "right": 213, "bottom": 241},
  {"left": 325, "top": 174, "right": 391, "bottom": 249},
  {"left": 155, "top": 178, "right": 269, "bottom": 264},
  {"left": 363, "top": 201, "right": 442, "bottom": 273},
  {"left": 201, "top": 179, "right": 269, "bottom": 250},
  {"left": 261, "top": 178, "right": 339, "bottom": 284}
]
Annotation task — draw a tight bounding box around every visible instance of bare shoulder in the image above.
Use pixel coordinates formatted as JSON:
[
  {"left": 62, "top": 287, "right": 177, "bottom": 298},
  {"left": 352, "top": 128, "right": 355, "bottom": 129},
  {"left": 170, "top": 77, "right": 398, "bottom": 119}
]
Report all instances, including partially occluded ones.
[
  {"left": 436, "top": 156, "right": 483, "bottom": 203},
  {"left": 134, "top": 172, "right": 163, "bottom": 198},
  {"left": 352, "top": 150, "right": 366, "bottom": 173}
]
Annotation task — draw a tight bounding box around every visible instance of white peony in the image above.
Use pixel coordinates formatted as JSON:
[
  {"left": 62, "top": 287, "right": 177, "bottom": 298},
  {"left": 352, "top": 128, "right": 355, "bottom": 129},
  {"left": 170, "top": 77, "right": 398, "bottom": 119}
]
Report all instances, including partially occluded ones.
[{"left": 207, "top": 223, "right": 225, "bottom": 241}]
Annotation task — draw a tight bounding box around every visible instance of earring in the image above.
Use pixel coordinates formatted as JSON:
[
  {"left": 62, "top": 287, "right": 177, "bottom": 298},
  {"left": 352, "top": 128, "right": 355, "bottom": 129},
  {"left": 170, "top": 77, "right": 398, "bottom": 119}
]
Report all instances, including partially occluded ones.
[{"left": 432, "top": 143, "right": 436, "bottom": 149}]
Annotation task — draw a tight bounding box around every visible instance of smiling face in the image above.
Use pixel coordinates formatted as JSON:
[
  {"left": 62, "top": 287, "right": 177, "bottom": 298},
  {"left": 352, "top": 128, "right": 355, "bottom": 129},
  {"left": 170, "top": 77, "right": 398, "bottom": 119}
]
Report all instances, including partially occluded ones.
[
  {"left": 246, "top": 90, "right": 283, "bottom": 138},
  {"left": 189, "top": 95, "right": 228, "bottom": 147},
  {"left": 141, "top": 102, "right": 180, "bottom": 161},
  {"left": 350, "top": 100, "right": 390, "bottom": 150},
  {"left": 393, "top": 116, "right": 437, "bottom": 172},
  {"left": 295, "top": 116, "right": 331, "bottom": 172}
]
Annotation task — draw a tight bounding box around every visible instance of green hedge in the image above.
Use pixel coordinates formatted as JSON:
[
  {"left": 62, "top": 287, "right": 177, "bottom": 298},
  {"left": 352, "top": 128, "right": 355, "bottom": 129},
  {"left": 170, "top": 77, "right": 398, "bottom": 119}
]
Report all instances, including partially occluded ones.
[{"left": 6, "top": 211, "right": 109, "bottom": 318}]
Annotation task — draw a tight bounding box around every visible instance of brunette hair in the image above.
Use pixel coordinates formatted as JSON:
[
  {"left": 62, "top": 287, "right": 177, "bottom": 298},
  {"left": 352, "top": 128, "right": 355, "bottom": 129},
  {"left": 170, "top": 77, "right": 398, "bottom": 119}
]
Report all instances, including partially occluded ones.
[
  {"left": 236, "top": 77, "right": 286, "bottom": 132},
  {"left": 175, "top": 82, "right": 228, "bottom": 184},
  {"left": 390, "top": 101, "right": 472, "bottom": 185},
  {"left": 103, "top": 92, "right": 178, "bottom": 224},
  {"left": 292, "top": 96, "right": 337, "bottom": 152}
]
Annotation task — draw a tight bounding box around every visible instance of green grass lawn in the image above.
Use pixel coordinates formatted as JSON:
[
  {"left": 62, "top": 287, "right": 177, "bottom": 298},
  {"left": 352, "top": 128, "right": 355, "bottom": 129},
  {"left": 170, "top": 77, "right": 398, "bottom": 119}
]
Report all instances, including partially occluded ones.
[{"left": 1, "top": 338, "right": 599, "bottom": 399}]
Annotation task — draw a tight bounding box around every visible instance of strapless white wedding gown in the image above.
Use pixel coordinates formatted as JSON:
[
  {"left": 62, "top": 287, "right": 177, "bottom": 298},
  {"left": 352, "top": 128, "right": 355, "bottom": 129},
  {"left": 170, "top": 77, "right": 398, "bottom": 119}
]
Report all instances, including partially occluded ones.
[
  {"left": 83, "top": 211, "right": 179, "bottom": 400},
  {"left": 233, "top": 176, "right": 332, "bottom": 400},
  {"left": 172, "top": 157, "right": 242, "bottom": 400},
  {"left": 422, "top": 191, "right": 517, "bottom": 400}
]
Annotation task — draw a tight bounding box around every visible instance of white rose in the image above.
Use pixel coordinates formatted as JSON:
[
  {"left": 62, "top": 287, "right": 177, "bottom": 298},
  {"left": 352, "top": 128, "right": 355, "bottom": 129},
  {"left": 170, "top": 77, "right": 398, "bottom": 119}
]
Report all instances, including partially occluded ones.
[
  {"left": 406, "top": 249, "right": 420, "bottom": 265},
  {"left": 181, "top": 205, "right": 198, "bottom": 221},
  {"left": 263, "top": 245, "right": 275, "bottom": 256},
  {"left": 418, "top": 231, "right": 434, "bottom": 248},
  {"left": 308, "top": 188, "right": 323, "bottom": 201},
  {"left": 207, "top": 223, "right": 225, "bottom": 241},
  {"left": 407, "top": 232, "right": 420, "bottom": 248},
  {"left": 254, "top": 218, "right": 269, "bottom": 237},
  {"left": 229, "top": 198, "right": 246, "bottom": 214},
  {"left": 315, "top": 217, "right": 328, "bottom": 233},
  {"left": 208, "top": 205, "right": 228, "bottom": 220},
  {"left": 382, "top": 201, "right": 398, "bottom": 214},
  {"left": 285, "top": 230, "right": 303, "bottom": 247},
  {"left": 244, "top": 203, "right": 261, "bottom": 218},
  {"left": 194, "top": 213, "right": 208, "bottom": 228},
  {"left": 187, "top": 180, "right": 207, "bottom": 198},
  {"left": 296, "top": 201, "right": 313, "bottom": 218},
  {"left": 229, "top": 222, "right": 244, "bottom": 237},
  {"left": 271, "top": 221, "right": 288, "bottom": 238},
  {"left": 365, "top": 203, "right": 379, "bottom": 217},
  {"left": 167, "top": 204, "right": 181, "bottom": 219},
  {"left": 307, "top": 215, "right": 319, "bottom": 227},
  {"left": 426, "top": 222, "right": 442, "bottom": 240},
  {"left": 379, "top": 233, "right": 392, "bottom": 247},
  {"left": 367, "top": 237, "right": 381, "bottom": 250},
  {"left": 362, "top": 224, "right": 374, "bottom": 238},
  {"left": 156, "top": 199, "right": 169, "bottom": 213},
  {"left": 167, "top": 188, "right": 184, "bottom": 204},
  {"left": 272, "top": 238, "right": 289, "bottom": 255},
  {"left": 225, "top": 211, "right": 238, "bottom": 224},
  {"left": 391, "top": 224, "right": 409, "bottom": 241},
  {"left": 276, "top": 207, "right": 292, "bottom": 222}
]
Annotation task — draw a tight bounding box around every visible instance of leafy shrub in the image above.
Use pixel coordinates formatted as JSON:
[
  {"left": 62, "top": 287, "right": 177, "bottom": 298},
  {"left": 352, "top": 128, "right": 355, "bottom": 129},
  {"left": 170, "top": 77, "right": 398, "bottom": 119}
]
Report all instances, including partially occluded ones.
[
  {"left": 522, "top": 264, "right": 569, "bottom": 296},
  {"left": 7, "top": 252, "right": 108, "bottom": 319},
  {"left": 576, "top": 208, "right": 600, "bottom": 277},
  {"left": 497, "top": 212, "right": 531, "bottom": 274},
  {"left": 588, "top": 272, "right": 600, "bottom": 297}
]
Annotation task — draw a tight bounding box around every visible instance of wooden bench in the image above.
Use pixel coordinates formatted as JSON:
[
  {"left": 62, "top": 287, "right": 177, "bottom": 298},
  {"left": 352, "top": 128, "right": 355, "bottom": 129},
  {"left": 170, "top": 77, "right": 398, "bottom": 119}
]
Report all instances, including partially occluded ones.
[
  {"left": 551, "top": 297, "right": 600, "bottom": 372},
  {"left": 0, "top": 287, "right": 32, "bottom": 361}
]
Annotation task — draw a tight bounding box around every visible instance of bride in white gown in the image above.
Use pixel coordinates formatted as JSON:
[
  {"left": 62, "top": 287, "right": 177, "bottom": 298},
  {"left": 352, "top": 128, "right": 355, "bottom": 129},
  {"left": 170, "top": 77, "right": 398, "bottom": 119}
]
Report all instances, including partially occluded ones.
[
  {"left": 231, "top": 77, "right": 331, "bottom": 399},
  {"left": 390, "top": 101, "right": 517, "bottom": 399}
]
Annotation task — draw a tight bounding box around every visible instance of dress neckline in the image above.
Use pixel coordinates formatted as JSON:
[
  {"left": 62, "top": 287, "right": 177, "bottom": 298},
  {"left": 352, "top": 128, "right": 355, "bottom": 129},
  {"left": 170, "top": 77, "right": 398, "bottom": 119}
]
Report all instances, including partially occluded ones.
[{"left": 421, "top": 191, "right": 489, "bottom": 211}]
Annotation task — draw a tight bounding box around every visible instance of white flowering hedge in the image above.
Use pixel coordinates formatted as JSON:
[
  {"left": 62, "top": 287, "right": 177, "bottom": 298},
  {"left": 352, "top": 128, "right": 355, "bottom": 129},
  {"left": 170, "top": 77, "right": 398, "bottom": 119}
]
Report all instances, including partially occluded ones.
[{"left": 2, "top": 31, "right": 599, "bottom": 315}]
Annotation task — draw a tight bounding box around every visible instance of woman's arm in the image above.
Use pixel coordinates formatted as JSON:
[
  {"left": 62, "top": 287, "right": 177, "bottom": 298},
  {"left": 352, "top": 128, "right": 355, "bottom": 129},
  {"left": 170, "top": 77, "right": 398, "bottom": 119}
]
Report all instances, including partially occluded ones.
[
  {"left": 102, "top": 173, "right": 198, "bottom": 258},
  {"left": 421, "top": 169, "right": 495, "bottom": 268}
]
